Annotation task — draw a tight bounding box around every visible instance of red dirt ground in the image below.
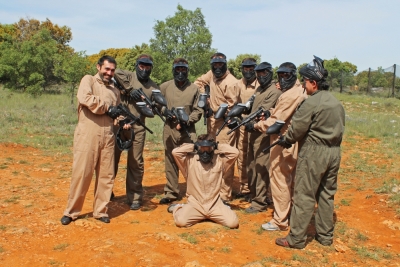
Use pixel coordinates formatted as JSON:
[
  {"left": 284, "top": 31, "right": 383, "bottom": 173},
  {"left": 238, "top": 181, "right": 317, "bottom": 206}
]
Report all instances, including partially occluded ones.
[{"left": 0, "top": 139, "right": 399, "bottom": 266}]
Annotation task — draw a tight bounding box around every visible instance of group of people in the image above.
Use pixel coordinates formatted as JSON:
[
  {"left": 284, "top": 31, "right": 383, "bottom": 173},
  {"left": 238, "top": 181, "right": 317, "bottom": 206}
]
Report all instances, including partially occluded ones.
[{"left": 60, "top": 52, "right": 345, "bottom": 249}]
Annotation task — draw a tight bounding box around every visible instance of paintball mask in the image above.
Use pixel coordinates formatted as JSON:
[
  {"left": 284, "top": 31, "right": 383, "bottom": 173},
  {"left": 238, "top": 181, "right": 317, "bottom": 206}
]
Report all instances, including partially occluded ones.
[
  {"left": 255, "top": 62, "right": 273, "bottom": 88},
  {"left": 241, "top": 59, "right": 257, "bottom": 83},
  {"left": 210, "top": 55, "right": 227, "bottom": 79},
  {"left": 173, "top": 62, "right": 189, "bottom": 83},
  {"left": 299, "top": 55, "right": 325, "bottom": 82},
  {"left": 136, "top": 57, "right": 153, "bottom": 81},
  {"left": 277, "top": 62, "right": 297, "bottom": 91},
  {"left": 116, "top": 127, "right": 135, "bottom": 151},
  {"left": 194, "top": 139, "right": 218, "bottom": 164}
]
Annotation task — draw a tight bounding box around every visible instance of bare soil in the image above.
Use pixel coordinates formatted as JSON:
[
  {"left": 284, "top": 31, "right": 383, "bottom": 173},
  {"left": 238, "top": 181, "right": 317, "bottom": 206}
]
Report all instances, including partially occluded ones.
[{"left": 0, "top": 138, "right": 399, "bottom": 266}]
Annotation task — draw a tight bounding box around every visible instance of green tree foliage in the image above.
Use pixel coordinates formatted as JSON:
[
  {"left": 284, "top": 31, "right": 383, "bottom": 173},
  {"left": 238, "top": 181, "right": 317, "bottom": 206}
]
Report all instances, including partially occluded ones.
[
  {"left": 118, "top": 43, "right": 151, "bottom": 71},
  {"left": 227, "top": 54, "right": 261, "bottom": 79},
  {"left": 55, "top": 51, "right": 91, "bottom": 104},
  {"left": 149, "top": 4, "right": 215, "bottom": 84},
  {"left": 87, "top": 47, "right": 131, "bottom": 69}
]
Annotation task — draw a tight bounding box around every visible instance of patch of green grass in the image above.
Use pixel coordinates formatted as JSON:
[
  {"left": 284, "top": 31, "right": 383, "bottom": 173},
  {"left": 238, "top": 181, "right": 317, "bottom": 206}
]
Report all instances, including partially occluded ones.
[
  {"left": 291, "top": 254, "right": 307, "bottom": 262},
  {"left": 351, "top": 246, "right": 385, "bottom": 261},
  {"left": 356, "top": 231, "right": 369, "bottom": 241},
  {"left": 53, "top": 243, "right": 69, "bottom": 251},
  {"left": 19, "top": 160, "right": 29, "bottom": 164},
  {"left": 4, "top": 195, "right": 20, "bottom": 203},
  {"left": 220, "top": 247, "right": 231, "bottom": 253},
  {"left": 0, "top": 225, "right": 6, "bottom": 231},
  {"left": 130, "top": 220, "right": 139, "bottom": 224},
  {"left": 0, "top": 246, "right": 5, "bottom": 253},
  {"left": 252, "top": 226, "right": 263, "bottom": 235},
  {"left": 375, "top": 178, "right": 400, "bottom": 194},
  {"left": 178, "top": 233, "right": 198, "bottom": 244},
  {"left": 0, "top": 165, "right": 8, "bottom": 169},
  {"left": 261, "top": 256, "right": 280, "bottom": 264},
  {"left": 335, "top": 221, "right": 347, "bottom": 236},
  {"left": 206, "top": 246, "right": 215, "bottom": 251},
  {"left": 340, "top": 198, "right": 351, "bottom": 206},
  {"left": 12, "top": 171, "right": 19, "bottom": 176},
  {"left": 153, "top": 194, "right": 163, "bottom": 200}
]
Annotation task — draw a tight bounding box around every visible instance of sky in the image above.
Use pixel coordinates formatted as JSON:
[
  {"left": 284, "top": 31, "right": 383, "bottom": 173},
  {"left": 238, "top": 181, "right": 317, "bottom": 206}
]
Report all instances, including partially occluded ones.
[{"left": 1, "top": 0, "right": 399, "bottom": 72}]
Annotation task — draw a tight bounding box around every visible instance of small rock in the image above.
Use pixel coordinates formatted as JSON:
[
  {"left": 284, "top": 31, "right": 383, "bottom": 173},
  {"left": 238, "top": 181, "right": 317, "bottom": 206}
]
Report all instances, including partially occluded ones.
[
  {"left": 387, "top": 244, "right": 392, "bottom": 247},
  {"left": 392, "top": 186, "right": 399, "bottom": 193},
  {"left": 335, "top": 244, "right": 348, "bottom": 253},
  {"left": 371, "top": 102, "right": 378, "bottom": 105}
]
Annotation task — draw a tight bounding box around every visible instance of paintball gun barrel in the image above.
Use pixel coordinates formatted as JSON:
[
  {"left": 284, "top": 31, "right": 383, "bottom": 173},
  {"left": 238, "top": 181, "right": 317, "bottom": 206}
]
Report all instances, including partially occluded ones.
[
  {"left": 262, "top": 120, "right": 286, "bottom": 152},
  {"left": 116, "top": 104, "right": 154, "bottom": 134},
  {"left": 215, "top": 103, "right": 247, "bottom": 136},
  {"left": 226, "top": 107, "right": 264, "bottom": 135}
]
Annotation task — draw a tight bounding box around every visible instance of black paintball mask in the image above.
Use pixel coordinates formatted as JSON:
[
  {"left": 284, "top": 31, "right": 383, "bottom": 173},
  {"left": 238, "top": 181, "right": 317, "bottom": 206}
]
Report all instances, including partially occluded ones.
[
  {"left": 210, "top": 55, "right": 227, "bottom": 79},
  {"left": 194, "top": 139, "right": 218, "bottom": 164},
  {"left": 135, "top": 57, "right": 153, "bottom": 82},
  {"left": 173, "top": 62, "right": 189, "bottom": 83},
  {"left": 116, "top": 127, "right": 135, "bottom": 151},
  {"left": 255, "top": 62, "right": 273, "bottom": 89},
  {"left": 241, "top": 59, "right": 257, "bottom": 83},
  {"left": 277, "top": 62, "right": 297, "bottom": 91},
  {"left": 299, "top": 55, "right": 325, "bottom": 82}
]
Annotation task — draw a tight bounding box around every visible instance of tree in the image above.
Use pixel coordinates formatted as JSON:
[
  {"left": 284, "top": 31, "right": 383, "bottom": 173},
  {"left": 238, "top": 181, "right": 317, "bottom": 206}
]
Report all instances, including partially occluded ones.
[
  {"left": 0, "top": 28, "right": 60, "bottom": 95},
  {"left": 55, "top": 51, "right": 91, "bottom": 105},
  {"left": 227, "top": 54, "right": 261, "bottom": 79},
  {"left": 118, "top": 43, "right": 151, "bottom": 71},
  {"left": 149, "top": 4, "right": 215, "bottom": 84}
]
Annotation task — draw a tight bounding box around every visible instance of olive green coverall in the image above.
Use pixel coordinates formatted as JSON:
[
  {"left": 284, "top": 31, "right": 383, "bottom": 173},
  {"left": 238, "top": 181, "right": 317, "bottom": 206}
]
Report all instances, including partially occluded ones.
[
  {"left": 285, "top": 90, "right": 345, "bottom": 248},
  {"left": 161, "top": 80, "right": 202, "bottom": 200}
]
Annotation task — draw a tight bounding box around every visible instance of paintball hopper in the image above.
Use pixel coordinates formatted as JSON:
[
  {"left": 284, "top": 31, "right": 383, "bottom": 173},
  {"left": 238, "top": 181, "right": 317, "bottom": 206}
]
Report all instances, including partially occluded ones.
[
  {"left": 152, "top": 89, "right": 167, "bottom": 106},
  {"left": 198, "top": 94, "right": 208, "bottom": 108},
  {"left": 214, "top": 103, "right": 228, "bottom": 119},
  {"left": 136, "top": 102, "right": 155, "bottom": 118},
  {"left": 175, "top": 107, "right": 189, "bottom": 122},
  {"left": 228, "top": 103, "right": 246, "bottom": 117},
  {"left": 266, "top": 120, "right": 285, "bottom": 135}
]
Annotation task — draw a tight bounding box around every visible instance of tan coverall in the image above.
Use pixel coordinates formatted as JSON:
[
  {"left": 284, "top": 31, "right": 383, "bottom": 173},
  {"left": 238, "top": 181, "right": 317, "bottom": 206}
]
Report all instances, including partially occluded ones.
[
  {"left": 255, "top": 80, "right": 307, "bottom": 229},
  {"left": 161, "top": 80, "right": 202, "bottom": 200},
  {"left": 172, "top": 143, "right": 239, "bottom": 228},
  {"left": 113, "top": 69, "right": 159, "bottom": 205},
  {"left": 63, "top": 73, "right": 120, "bottom": 219},
  {"left": 246, "top": 82, "right": 281, "bottom": 211},
  {"left": 194, "top": 70, "right": 239, "bottom": 201},
  {"left": 235, "top": 78, "right": 259, "bottom": 194},
  {"left": 285, "top": 90, "right": 345, "bottom": 248}
]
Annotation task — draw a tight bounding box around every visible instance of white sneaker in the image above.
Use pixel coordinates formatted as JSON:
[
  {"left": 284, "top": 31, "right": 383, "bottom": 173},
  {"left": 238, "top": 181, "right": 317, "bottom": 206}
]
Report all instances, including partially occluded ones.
[{"left": 261, "top": 222, "right": 280, "bottom": 231}]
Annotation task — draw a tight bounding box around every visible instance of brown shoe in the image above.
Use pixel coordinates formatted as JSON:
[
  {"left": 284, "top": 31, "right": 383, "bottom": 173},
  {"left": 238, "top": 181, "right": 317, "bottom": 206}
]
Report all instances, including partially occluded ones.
[{"left": 275, "top": 238, "right": 293, "bottom": 248}]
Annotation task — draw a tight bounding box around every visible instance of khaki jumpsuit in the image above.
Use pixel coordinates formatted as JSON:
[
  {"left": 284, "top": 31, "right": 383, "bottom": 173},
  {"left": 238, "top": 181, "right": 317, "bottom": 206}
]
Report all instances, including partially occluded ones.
[
  {"left": 285, "top": 90, "right": 345, "bottom": 248},
  {"left": 172, "top": 143, "right": 239, "bottom": 228},
  {"left": 63, "top": 73, "right": 120, "bottom": 219},
  {"left": 235, "top": 78, "right": 259, "bottom": 194},
  {"left": 160, "top": 80, "right": 202, "bottom": 200},
  {"left": 113, "top": 69, "right": 159, "bottom": 205},
  {"left": 246, "top": 82, "right": 281, "bottom": 211},
  {"left": 255, "top": 80, "right": 307, "bottom": 229},
  {"left": 194, "top": 70, "right": 239, "bottom": 201}
]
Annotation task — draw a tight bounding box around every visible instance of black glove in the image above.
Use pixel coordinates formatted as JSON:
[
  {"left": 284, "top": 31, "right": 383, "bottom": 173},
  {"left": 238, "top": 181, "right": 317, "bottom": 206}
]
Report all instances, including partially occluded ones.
[
  {"left": 277, "top": 135, "right": 292, "bottom": 149},
  {"left": 244, "top": 122, "right": 255, "bottom": 132},
  {"left": 262, "top": 110, "right": 271, "bottom": 119},
  {"left": 106, "top": 105, "right": 120, "bottom": 119},
  {"left": 205, "top": 107, "right": 213, "bottom": 118},
  {"left": 130, "top": 89, "right": 142, "bottom": 102},
  {"left": 227, "top": 117, "right": 240, "bottom": 129},
  {"left": 163, "top": 108, "right": 175, "bottom": 121}
]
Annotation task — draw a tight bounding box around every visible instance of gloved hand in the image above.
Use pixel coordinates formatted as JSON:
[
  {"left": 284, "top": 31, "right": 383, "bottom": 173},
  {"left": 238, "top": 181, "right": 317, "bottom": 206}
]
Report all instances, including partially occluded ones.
[
  {"left": 227, "top": 117, "right": 240, "bottom": 129},
  {"left": 205, "top": 107, "right": 213, "bottom": 118},
  {"left": 163, "top": 108, "right": 175, "bottom": 121},
  {"left": 244, "top": 122, "right": 255, "bottom": 132},
  {"left": 118, "top": 118, "right": 131, "bottom": 127},
  {"left": 106, "top": 105, "right": 120, "bottom": 119},
  {"left": 277, "top": 135, "right": 292, "bottom": 149},
  {"left": 130, "top": 89, "right": 142, "bottom": 102}
]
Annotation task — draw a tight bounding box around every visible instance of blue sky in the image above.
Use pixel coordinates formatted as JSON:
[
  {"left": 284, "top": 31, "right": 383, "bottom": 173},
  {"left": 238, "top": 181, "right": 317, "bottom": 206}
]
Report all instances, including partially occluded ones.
[{"left": 1, "top": 0, "right": 399, "bottom": 72}]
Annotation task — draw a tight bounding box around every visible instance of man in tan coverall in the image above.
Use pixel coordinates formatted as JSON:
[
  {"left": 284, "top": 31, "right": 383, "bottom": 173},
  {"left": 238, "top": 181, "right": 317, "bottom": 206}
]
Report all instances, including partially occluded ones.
[
  {"left": 233, "top": 58, "right": 259, "bottom": 199},
  {"left": 159, "top": 58, "right": 202, "bottom": 204},
  {"left": 112, "top": 54, "right": 159, "bottom": 210},
  {"left": 61, "top": 56, "right": 120, "bottom": 225},
  {"left": 275, "top": 56, "right": 345, "bottom": 248},
  {"left": 240, "top": 62, "right": 281, "bottom": 213},
  {"left": 254, "top": 62, "right": 307, "bottom": 231},
  {"left": 168, "top": 134, "right": 239, "bottom": 228},
  {"left": 194, "top": 52, "right": 238, "bottom": 203}
]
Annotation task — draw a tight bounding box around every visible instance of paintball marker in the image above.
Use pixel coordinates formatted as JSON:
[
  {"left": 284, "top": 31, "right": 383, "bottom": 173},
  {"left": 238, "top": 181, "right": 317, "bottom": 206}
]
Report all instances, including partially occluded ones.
[
  {"left": 171, "top": 107, "right": 192, "bottom": 139},
  {"left": 215, "top": 103, "right": 247, "bottom": 136},
  {"left": 116, "top": 104, "right": 154, "bottom": 134},
  {"left": 138, "top": 88, "right": 167, "bottom": 123},
  {"left": 226, "top": 107, "right": 264, "bottom": 135},
  {"left": 112, "top": 77, "right": 129, "bottom": 96},
  {"left": 197, "top": 85, "right": 211, "bottom": 125},
  {"left": 262, "top": 120, "right": 286, "bottom": 152}
]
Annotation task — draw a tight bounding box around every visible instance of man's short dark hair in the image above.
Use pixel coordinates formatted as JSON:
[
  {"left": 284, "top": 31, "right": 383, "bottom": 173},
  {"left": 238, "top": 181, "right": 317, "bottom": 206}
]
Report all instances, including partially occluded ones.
[{"left": 97, "top": 55, "right": 117, "bottom": 67}]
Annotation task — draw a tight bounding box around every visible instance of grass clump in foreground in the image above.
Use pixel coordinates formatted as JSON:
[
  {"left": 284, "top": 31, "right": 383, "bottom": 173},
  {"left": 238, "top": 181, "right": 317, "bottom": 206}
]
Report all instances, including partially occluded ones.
[
  {"left": 178, "top": 232, "right": 198, "bottom": 244},
  {"left": 375, "top": 178, "right": 400, "bottom": 214}
]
